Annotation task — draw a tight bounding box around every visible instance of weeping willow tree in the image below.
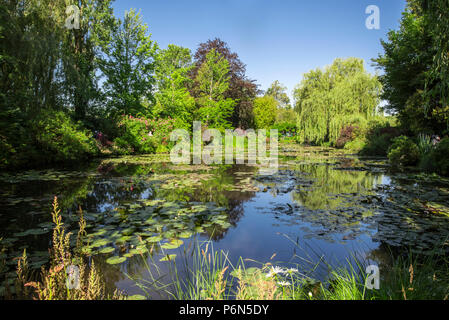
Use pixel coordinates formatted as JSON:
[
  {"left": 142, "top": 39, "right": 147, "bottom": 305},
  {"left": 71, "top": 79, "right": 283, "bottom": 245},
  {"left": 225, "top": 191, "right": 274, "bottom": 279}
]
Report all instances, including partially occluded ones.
[{"left": 293, "top": 58, "right": 382, "bottom": 145}]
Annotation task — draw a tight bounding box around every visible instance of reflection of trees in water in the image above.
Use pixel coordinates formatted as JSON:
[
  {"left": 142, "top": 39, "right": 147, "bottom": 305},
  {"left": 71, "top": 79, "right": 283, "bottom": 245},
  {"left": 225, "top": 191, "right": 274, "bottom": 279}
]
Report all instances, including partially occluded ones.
[
  {"left": 67, "top": 177, "right": 151, "bottom": 216},
  {"left": 188, "top": 165, "right": 257, "bottom": 241},
  {"left": 291, "top": 164, "right": 381, "bottom": 210},
  {"left": 207, "top": 190, "right": 256, "bottom": 241},
  {"left": 250, "top": 163, "right": 385, "bottom": 240},
  {"left": 74, "top": 162, "right": 258, "bottom": 242}
]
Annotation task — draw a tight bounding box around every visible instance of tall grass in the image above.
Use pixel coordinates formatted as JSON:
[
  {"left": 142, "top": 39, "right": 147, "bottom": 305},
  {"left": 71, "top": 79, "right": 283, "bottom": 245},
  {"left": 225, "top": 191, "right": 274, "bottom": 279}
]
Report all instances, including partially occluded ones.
[
  {"left": 417, "top": 133, "right": 433, "bottom": 155},
  {"left": 130, "top": 237, "right": 449, "bottom": 300},
  {"left": 130, "top": 240, "right": 234, "bottom": 300}
]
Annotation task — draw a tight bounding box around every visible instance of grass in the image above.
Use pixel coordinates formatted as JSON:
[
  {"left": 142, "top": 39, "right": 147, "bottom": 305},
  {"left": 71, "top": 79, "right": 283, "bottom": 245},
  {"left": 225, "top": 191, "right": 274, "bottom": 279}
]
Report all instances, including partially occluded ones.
[{"left": 129, "top": 237, "right": 449, "bottom": 300}]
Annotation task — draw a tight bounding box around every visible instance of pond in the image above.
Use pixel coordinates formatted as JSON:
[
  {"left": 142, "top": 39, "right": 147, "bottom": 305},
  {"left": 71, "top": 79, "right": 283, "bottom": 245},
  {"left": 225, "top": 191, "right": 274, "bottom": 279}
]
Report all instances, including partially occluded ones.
[{"left": 1, "top": 144, "right": 449, "bottom": 298}]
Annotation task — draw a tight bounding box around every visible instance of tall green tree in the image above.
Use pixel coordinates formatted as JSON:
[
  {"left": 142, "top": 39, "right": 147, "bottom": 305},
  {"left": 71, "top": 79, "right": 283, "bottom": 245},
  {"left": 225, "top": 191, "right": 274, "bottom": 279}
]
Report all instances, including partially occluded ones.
[
  {"left": 153, "top": 44, "right": 195, "bottom": 129},
  {"left": 374, "top": 0, "right": 449, "bottom": 134},
  {"left": 1, "top": 0, "right": 65, "bottom": 115},
  {"left": 294, "top": 58, "right": 381, "bottom": 145},
  {"left": 0, "top": 0, "right": 68, "bottom": 166},
  {"left": 266, "top": 80, "right": 291, "bottom": 109},
  {"left": 194, "top": 49, "right": 236, "bottom": 129},
  {"left": 100, "top": 8, "right": 157, "bottom": 118},
  {"left": 62, "top": 0, "right": 116, "bottom": 120}
]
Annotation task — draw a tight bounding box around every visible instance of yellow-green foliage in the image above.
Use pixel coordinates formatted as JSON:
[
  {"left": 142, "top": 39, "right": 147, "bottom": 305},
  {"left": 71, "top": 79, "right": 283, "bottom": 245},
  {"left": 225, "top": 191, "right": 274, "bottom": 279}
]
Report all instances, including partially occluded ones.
[
  {"left": 294, "top": 58, "right": 381, "bottom": 146},
  {"left": 33, "top": 110, "right": 99, "bottom": 162},
  {"left": 253, "top": 95, "right": 278, "bottom": 129}
]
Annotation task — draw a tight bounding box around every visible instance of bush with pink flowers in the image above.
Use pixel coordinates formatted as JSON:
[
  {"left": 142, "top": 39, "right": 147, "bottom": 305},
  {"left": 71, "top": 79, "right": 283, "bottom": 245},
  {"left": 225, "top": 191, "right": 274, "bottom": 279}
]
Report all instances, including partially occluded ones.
[{"left": 114, "top": 115, "right": 176, "bottom": 154}]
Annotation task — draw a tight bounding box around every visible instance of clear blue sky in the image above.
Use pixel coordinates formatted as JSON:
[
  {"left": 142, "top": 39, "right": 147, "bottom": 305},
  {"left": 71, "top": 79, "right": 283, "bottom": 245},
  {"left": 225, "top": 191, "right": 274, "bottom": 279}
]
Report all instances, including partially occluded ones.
[{"left": 112, "top": 0, "right": 406, "bottom": 99}]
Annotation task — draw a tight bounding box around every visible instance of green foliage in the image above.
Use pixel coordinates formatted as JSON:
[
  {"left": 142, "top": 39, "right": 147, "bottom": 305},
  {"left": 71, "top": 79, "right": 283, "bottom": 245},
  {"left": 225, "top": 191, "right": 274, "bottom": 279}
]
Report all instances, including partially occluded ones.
[
  {"left": 153, "top": 45, "right": 195, "bottom": 129},
  {"left": 359, "top": 119, "right": 401, "bottom": 156},
  {"left": 387, "top": 136, "right": 420, "bottom": 167},
  {"left": 294, "top": 58, "right": 381, "bottom": 146},
  {"left": 253, "top": 96, "right": 278, "bottom": 129},
  {"left": 62, "top": 0, "right": 116, "bottom": 120},
  {"left": 272, "top": 122, "right": 297, "bottom": 136},
  {"left": 0, "top": 0, "right": 65, "bottom": 115},
  {"left": 335, "top": 126, "right": 360, "bottom": 149},
  {"left": 373, "top": 0, "right": 449, "bottom": 135},
  {"left": 420, "top": 138, "right": 449, "bottom": 176},
  {"left": 343, "top": 138, "right": 366, "bottom": 152},
  {"left": 33, "top": 111, "right": 99, "bottom": 163},
  {"left": 194, "top": 49, "right": 236, "bottom": 129},
  {"left": 266, "top": 80, "right": 291, "bottom": 109},
  {"left": 275, "top": 107, "right": 297, "bottom": 125},
  {"left": 191, "top": 38, "right": 258, "bottom": 129},
  {"left": 417, "top": 133, "right": 433, "bottom": 155},
  {"left": 116, "top": 115, "right": 176, "bottom": 154},
  {"left": 100, "top": 8, "right": 158, "bottom": 117}
]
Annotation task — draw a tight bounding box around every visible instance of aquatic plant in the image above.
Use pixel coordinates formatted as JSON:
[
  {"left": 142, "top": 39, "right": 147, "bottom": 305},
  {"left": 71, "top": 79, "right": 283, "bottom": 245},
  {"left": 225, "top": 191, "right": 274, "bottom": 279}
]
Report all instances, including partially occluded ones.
[
  {"left": 417, "top": 134, "right": 433, "bottom": 155},
  {"left": 16, "top": 197, "right": 124, "bottom": 300}
]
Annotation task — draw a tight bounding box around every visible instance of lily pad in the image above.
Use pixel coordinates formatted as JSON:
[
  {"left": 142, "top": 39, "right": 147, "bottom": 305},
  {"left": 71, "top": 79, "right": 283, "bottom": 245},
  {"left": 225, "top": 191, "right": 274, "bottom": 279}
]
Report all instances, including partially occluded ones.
[
  {"left": 160, "top": 254, "right": 177, "bottom": 262},
  {"left": 106, "top": 256, "right": 127, "bottom": 265},
  {"left": 99, "top": 247, "right": 115, "bottom": 254},
  {"left": 161, "top": 239, "right": 183, "bottom": 250}
]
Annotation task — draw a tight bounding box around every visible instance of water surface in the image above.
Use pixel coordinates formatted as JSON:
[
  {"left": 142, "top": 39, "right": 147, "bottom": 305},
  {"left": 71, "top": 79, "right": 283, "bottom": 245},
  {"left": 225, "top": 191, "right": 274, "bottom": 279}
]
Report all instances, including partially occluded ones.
[{"left": 1, "top": 145, "right": 449, "bottom": 297}]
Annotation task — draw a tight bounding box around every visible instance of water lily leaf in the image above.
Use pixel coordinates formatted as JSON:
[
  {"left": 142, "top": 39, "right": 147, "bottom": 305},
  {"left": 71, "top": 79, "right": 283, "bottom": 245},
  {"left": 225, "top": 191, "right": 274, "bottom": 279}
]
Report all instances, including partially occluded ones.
[
  {"left": 106, "top": 256, "right": 126, "bottom": 265},
  {"left": 160, "top": 254, "right": 177, "bottom": 262},
  {"left": 147, "top": 235, "right": 162, "bottom": 243},
  {"left": 178, "top": 231, "right": 193, "bottom": 239},
  {"left": 121, "top": 228, "right": 135, "bottom": 236},
  {"left": 116, "top": 236, "right": 132, "bottom": 244},
  {"left": 161, "top": 239, "right": 183, "bottom": 250},
  {"left": 127, "top": 294, "right": 146, "bottom": 300},
  {"left": 91, "top": 239, "right": 110, "bottom": 248},
  {"left": 99, "top": 247, "right": 115, "bottom": 254}
]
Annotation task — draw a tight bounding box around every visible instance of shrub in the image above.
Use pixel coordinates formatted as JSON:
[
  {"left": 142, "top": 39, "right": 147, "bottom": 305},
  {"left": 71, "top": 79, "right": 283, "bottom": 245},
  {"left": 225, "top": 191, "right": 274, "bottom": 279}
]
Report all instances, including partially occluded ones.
[
  {"left": 33, "top": 110, "right": 99, "bottom": 163},
  {"left": 336, "top": 125, "right": 359, "bottom": 149},
  {"left": 272, "top": 122, "right": 297, "bottom": 136},
  {"left": 116, "top": 115, "right": 176, "bottom": 154},
  {"left": 344, "top": 138, "right": 366, "bottom": 152},
  {"left": 360, "top": 125, "right": 401, "bottom": 156},
  {"left": 387, "top": 136, "right": 420, "bottom": 167},
  {"left": 0, "top": 108, "right": 40, "bottom": 169},
  {"left": 420, "top": 137, "right": 449, "bottom": 176}
]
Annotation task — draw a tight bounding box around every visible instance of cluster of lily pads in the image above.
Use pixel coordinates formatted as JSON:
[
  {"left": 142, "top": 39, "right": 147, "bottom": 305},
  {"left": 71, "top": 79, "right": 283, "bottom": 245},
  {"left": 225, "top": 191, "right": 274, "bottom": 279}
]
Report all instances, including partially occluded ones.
[
  {"left": 80, "top": 199, "right": 232, "bottom": 265},
  {"left": 0, "top": 169, "right": 100, "bottom": 184}
]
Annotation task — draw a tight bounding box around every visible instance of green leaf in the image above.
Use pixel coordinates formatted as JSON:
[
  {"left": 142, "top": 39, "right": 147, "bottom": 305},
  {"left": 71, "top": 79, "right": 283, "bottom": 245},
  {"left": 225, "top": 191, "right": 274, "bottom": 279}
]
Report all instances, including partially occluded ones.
[
  {"left": 159, "top": 254, "right": 177, "bottom": 262},
  {"left": 106, "top": 256, "right": 127, "bottom": 265}
]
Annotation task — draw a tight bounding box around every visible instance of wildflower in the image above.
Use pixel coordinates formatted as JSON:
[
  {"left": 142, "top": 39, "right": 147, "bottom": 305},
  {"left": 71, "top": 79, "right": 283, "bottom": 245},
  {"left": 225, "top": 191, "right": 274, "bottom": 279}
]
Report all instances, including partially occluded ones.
[
  {"left": 286, "top": 268, "right": 298, "bottom": 274},
  {"left": 277, "top": 281, "right": 291, "bottom": 287},
  {"left": 308, "top": 292, "right": 313, "bottom": 298},
  {"left": 266, "top": 266, "right": 284, "bottom": 278}
]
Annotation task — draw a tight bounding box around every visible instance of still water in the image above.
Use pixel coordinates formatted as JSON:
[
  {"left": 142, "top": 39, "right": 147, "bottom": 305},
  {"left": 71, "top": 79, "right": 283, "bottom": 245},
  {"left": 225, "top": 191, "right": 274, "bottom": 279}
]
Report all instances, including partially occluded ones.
[{"left": 1, "top": 145, "right": 449, "bottom": 297}]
